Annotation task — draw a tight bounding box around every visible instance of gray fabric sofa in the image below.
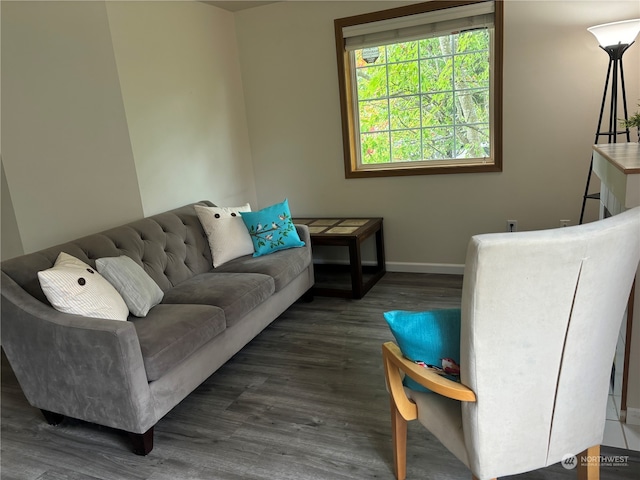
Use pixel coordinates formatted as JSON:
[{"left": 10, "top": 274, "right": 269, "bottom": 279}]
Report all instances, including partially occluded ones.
[{"left": 0, "top": 201, "right": 314, "bottom": 455}]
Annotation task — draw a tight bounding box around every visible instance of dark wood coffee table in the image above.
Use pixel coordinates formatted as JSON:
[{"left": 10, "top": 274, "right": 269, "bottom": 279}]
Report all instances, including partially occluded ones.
[{"left": 293, "top": 217, "right": 385, "bottom": 299}]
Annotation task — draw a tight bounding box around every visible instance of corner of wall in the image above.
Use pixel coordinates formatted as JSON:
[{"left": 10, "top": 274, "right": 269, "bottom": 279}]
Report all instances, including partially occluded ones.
[{"left": 1, "top": 158, "right": 24, "bottom": 261}]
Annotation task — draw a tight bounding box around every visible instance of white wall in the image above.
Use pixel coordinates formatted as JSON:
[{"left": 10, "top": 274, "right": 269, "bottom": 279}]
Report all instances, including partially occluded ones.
[
  {"left": 106, "top": 1, "right": 257, "bottom": 216},
  {"left": 2, "top": 0, "right": 639, "bottom": 265},
  {"left": 2, "top": 1, "right": 144, "bottom": 254},
  {"left": 1, "top": 160, "right": 23, "bottom": 260},
  {"left": 1, "top": 1, "right": 257, "bottom": 257},
  {"left": 234, "top": 0, "right": 640, "bottom": 267}
]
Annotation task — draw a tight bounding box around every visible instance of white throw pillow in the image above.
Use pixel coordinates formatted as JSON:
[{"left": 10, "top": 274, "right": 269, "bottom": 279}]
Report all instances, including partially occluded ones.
[
  {"left": 96, "top": 255, "right": 164, "bottom": 317},
  {"left": 37, "top": 252, "right": 129, "bottom": 321},
  {"left": 195, "top": 204, "right": 254, "bottom": 267}
]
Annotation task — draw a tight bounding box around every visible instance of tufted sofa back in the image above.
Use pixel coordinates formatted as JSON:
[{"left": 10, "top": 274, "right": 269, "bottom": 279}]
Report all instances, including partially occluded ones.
[{"left": 1, "top": 202, "right": 214, "bottom": 305}]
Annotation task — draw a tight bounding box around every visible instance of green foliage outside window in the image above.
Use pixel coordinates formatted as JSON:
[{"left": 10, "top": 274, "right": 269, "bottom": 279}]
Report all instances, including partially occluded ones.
[{"left": 355, "top": 29, "right": 491, "bottom": 165}]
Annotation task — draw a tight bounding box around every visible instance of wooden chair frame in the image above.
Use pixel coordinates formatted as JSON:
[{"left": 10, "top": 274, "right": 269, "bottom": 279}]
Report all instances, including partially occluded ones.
[{"left": 381, "top": 341, "right": 601, "bottom": 480}]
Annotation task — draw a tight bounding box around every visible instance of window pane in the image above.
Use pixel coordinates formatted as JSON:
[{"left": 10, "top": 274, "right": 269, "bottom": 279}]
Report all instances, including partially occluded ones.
[
  {"left": 454, "top": 51, "right": 489, "bottom": 90},
  {"left": 356, "top": 65, "right": 388, "bottom": 100},
  {"left": 420, "top": 36, "right": 453, "bottom": 58},
  {"left": 360, "top": 132, "right": 390, "bottom": 164},
  {"left": 390, "top": 96, "right": 421, "bottom": 130},
  {"left": 422, "top": 127, "right": 454, "bottom": 160},
  {"left": 387, "top": 41, "right": 418, "bottom": 63},
  {"left": 420, "top": 57, "right": 452, "bottom": 93},
  {"left": 422, "top": 92, "right": 454, "bottom": 126},
  {"left": 336, "top": 0, "right": 502, "bottom": 177},
  {"left": 454, "top": 88, "right": 489, "bottom": 124},
  {"left": 388, "top": 62, "right": 419, "bottom": 97},
  {"left": 354, "top": 46, "right": 386, "bottom": 66},
  {"left": 359, "top": 100, "right": 389, "bottom": 133},
  {"left": 455, "top": 29, "right": 489, "bottom": 54},
  {"left": 391, "top": 129, "right": 421, "bottom": 162},
  {"left": 455, "top": 126, "right": 490, "bottom": 158}
]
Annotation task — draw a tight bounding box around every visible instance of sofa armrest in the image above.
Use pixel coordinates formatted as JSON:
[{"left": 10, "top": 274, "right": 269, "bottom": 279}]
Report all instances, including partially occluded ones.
[
  {"left": 295, "top": 223, "right": 311, "bottom": 246},
  {"left": 294, "top": 224, "right": 315, "bottom": 287},
  {"left": 1, "top": 272, "right": 155, "bottom": 433}
]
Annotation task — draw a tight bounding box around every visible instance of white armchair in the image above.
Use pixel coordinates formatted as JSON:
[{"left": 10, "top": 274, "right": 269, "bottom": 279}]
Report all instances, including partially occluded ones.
[{"left": 383, "top": 206, "right": 640, "bottom": 480}]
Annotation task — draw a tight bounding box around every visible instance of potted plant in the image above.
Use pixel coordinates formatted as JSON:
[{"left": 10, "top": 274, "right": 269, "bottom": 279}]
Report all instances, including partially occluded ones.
[{"left": 622, "top": 103, "right": 640, "bottom": 142}]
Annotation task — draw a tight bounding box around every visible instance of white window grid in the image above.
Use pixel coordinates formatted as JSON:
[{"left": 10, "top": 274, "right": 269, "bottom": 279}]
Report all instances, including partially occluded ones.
[{"left": 352, "top": 31, "right": 492, "bottom": 167}]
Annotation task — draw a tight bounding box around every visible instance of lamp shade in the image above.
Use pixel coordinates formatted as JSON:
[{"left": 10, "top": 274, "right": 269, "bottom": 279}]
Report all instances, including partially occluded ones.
[{"left": 588, "top": 18, "right": 640, "bottom": 47}]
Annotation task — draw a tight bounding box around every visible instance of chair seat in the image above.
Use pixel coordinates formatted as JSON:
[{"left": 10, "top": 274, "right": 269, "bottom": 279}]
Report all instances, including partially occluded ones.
[{"left": 407, "top": 388, "right": 469, "bottom": 467}]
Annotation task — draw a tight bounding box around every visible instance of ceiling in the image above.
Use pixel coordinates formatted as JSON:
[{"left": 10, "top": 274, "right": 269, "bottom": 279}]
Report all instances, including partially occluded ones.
[{"left": 203, "top": 1, "right": 277, "bottom": 12}]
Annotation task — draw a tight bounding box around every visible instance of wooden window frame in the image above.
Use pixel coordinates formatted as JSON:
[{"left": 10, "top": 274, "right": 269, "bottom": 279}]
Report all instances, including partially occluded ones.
[{"left": 334, "top": 0, "right": 503, "bottom": 178}]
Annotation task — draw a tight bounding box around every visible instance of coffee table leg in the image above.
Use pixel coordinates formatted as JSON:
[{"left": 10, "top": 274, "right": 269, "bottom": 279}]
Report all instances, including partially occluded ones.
[
  {"left": 376, "top": 223, "right": 386, "bottom": 272},
  {"left": 349, "top": 239, "right": 364, "bottom": 299}
]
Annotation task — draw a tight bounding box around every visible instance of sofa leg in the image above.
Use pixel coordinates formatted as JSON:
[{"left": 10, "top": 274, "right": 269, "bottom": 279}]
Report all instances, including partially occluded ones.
[
  {"left": 300, "top": 288, "right": 314, "bottom": 303},
  {"left": 129, "top": 427, "right": 154, "bottom": 455},
  {"left": 41, "top": 409, "right": 64, "bottom": 425}
]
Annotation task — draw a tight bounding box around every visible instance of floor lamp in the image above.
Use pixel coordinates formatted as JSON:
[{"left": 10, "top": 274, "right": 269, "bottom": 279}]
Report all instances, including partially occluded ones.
[{"left": 579, "top": 18, "right": 640, "bottom": 225}]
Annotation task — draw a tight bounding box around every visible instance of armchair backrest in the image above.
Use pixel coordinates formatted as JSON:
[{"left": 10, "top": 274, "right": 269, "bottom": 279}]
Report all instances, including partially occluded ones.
[{"left": 459, "top": 207, "right": 640, "bottom": 479}]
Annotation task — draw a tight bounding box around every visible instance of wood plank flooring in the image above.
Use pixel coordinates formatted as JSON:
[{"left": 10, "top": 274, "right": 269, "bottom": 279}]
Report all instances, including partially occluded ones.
[{"left": 2, "top": 272, "right": 639, "bottom": 480}]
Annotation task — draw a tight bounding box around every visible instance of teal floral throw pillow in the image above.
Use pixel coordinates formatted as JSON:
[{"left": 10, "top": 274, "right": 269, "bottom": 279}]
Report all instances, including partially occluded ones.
[{"left": 240, "top": 199, "right": 305, "bottom": 257}]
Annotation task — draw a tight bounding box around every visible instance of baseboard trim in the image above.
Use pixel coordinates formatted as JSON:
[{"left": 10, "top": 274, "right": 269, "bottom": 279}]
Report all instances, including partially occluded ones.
[
  {"left": 386, "top": 262, "right": 465, "bottom": 275},
  {"left": 311, "top": 259, "right": 465, "bottom": 275},
  {"left": 625, "top": 407, "right": 640, "bottom": 426}
]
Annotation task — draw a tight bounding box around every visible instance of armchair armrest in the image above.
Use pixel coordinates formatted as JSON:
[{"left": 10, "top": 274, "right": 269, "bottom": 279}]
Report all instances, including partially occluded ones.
[{"left": 382, "top": 342, "right": 476, "bottom": 420}]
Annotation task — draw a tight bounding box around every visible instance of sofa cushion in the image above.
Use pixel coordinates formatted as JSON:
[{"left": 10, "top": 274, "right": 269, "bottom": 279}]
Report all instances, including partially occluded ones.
[
  {"left": 214, "top": 243, "right": 311, "bottom": 291},
  {"left": 130, "top": 304, "right": 226, "bottom": 381},
  {"left": 162, "top": 272, "right": 275, "bottom": 327}
]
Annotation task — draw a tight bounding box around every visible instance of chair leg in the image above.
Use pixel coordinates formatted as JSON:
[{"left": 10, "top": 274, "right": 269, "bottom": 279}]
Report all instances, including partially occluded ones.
[
  {"left": 577, "top": 445, "right": 600, "bottom": 480},
  {"left": 391, "top": 399, "right": 408, "bottom": 480}
]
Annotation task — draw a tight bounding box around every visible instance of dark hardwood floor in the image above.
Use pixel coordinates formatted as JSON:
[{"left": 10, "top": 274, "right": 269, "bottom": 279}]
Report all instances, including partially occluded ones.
[{"left": 2, "top": 273, "right": 638, "bottom": 479}]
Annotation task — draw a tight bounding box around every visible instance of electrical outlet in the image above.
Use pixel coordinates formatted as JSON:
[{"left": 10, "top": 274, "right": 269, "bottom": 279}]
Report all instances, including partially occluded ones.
[
  {"left": 507, "top": 220, "right": 518, "bottom": 232},
  {"left": 560, "top": 219, "right": 571, "bottom": 228}
]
